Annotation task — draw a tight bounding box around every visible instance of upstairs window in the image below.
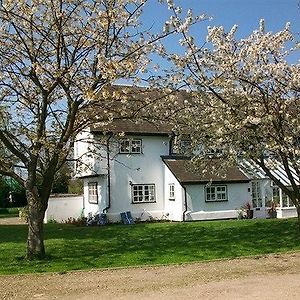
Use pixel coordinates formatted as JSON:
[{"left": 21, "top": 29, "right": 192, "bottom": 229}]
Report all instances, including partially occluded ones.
[
  {"left": 169, "top": 183, "right": 175, "bottom": 200},
  {"left": 205, "top": 185, "right": 227, "bottom": 202},
  {"left": 132, "top": 184, "right": 155, "bottom": 203},
  {"left": 171, "top": 139, "right": 191, "bottom": 155},
  {"left": 206, "top": 148, "right": 223, "bottom": 157},
  {"left": 119, "top": 139, "right": 142, "bottom": 154}
]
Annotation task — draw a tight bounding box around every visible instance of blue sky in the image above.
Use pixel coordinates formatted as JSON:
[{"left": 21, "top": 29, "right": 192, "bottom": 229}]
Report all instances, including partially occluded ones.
[
  {"left": 141, "top": 0, "right": 300, "bottom": 64},
  {"left": 144, "top": 0, "right": 300, "bottom": 37}
]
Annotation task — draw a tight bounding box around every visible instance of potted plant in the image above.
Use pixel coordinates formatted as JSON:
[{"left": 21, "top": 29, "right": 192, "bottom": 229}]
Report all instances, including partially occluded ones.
[
  {"left": 267, "top": 200, "right": 278, "bottom": 218},
  {"left": 241, "top": 202, "right": 253, "bottom": 219}
]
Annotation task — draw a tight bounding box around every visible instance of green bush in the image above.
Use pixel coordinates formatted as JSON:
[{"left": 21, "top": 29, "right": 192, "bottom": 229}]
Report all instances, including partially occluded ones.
[
  {"left": 0, "top": 208, "right": 9, "bottom": 214},
  {"left": 18, "top": 206, "right": 29, "bottom": 222}
]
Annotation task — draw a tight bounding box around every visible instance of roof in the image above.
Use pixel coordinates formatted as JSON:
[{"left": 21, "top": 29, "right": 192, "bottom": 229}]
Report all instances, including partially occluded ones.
[
  {"left": 88, "top": 84, "right": 193, "bottom": 136},
  {"left": 239, "top": 158, "right": 300, "bottom": 186},
  {"left": 90, "top": 119, "right": 173, "bottom": 136},
  {"left": 163, "top": 157, "right": 250, "bottom": 184}
]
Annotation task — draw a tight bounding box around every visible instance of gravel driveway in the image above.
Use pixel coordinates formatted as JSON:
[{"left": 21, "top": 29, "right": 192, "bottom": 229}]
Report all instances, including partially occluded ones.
[{"left": 1, "top": 252, "right": 300, "bottom": 299}]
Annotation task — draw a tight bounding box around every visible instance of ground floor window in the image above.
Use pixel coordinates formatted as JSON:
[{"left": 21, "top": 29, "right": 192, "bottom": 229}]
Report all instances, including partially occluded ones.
[
  {"left": 205, "top": 185, "right": 227, "bottom": 202},
  {"left": 88, "top": 182, "right": 98, "bottom": 204},
  {"left": 252, "top": 181, "right": 262, "bottom": 208},
  {"left": 282, "top": 192, "right": 295, "bottom": 207},
  {"left": 272, "top": 182, "right": 294, "bottom": 208},
  {"left": 132, "top": 184, "right": 156, "bottom": 203}
]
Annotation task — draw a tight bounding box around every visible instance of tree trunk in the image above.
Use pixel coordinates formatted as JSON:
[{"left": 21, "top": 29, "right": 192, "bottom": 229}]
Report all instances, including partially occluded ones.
[
  {"left": 297, "top": 206, "right": 300, "bottom": 233},
  {"left": 26, "top": 189, "right": 47, "bottom": 260}
]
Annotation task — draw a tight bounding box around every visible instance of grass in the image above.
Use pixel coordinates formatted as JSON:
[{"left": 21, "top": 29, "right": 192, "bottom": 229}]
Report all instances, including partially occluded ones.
[
  {"left": 0, "top": 218, "right": 299, "bottom": 275},
  {"left": 0, "top": 207, "right": 20, "bottom": 218}
]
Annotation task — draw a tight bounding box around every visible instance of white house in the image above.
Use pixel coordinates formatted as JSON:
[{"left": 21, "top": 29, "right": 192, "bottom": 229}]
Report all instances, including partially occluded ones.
[{"left": 55, "top": 117, "right": 295, "bottom": 224}]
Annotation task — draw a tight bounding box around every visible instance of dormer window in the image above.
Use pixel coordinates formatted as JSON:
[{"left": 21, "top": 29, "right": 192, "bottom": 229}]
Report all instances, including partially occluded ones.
[
  {"left": 171, "top": 138, "right": 192, "bottom": 155},
  {"left": 119, "top": 138, "right": 142, "bottom": 154},
  {"left": 206, "top": 148, "right": 223, "bottom": 157}
]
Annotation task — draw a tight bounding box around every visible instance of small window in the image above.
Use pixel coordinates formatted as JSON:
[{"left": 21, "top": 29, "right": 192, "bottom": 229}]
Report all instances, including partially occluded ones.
[
  {"left": 132, "top": 184, "right": 155, "bottom": 203},
  {"left": 206, "top": 148, "right": 223, "bottom": 157},
  {"left": 171, "top": 138, "right": 191, "bottom": 155},
  {"left": 88, "top": 182, "right": 98, "bottom": 204},
  {"left": 205, "top": 185, "right": 227, "bottom": 202},
  {"left": 169, "top": 183, "right": 175, "bottom": 200},
  {"left": 119, "top": 139, "right": 142, "bottom": 154}
]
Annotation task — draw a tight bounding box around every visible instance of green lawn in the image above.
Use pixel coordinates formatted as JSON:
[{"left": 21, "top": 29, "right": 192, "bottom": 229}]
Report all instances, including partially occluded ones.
[{"left": 0, "top": 218, "right": 299, "bottom": 275}]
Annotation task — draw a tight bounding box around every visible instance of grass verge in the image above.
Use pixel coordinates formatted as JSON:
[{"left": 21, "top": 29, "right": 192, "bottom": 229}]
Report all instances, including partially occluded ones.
[{"left": 0, "top": 218, "right": 299, "bottom": 275}]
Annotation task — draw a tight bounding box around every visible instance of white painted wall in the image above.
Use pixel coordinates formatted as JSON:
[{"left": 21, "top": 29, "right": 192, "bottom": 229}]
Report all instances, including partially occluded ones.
[
  {"left": 277, "top": 207, "right": 298, "bottom": 218},
  {"left": 74, "top": 129, "right": 108, "bottom": 177},
  {"left": 185, "top": 182, "right": 251, "bottom": 221},
  {"left": 163, "top": 164, "right": 184, "bottom": 221},
  {"left": 83, "top": 135, "right": 170, "bottom": 222},
  {"left": 45, "top": 194, "right": 83, "bottom": 223},
  {"left": 83, "top": 175, "right": 108, "bottom": 216}
]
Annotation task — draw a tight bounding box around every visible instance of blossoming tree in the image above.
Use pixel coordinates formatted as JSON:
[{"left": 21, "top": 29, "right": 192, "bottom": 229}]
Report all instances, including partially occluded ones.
[
  {"left": 165, "top": 13, "right": 300, "bottom": 227},
  {"left": 0, "top": 0, "right": 177, "bottom": 259}
]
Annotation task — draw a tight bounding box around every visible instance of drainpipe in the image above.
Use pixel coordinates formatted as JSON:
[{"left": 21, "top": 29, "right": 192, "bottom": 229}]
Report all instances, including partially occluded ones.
[
  {"left": 103, "top": 134, "right": 112, "bottom": 213},
  {"left": 182, "top": 185, "right": 188, "bottom": 222}
]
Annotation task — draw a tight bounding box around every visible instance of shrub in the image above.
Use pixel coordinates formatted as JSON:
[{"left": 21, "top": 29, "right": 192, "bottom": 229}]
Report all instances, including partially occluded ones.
[
  {"left": 0, "top": 208, "right": 9, "bottom": 214},
  {"left": 65, "top": 216, "right": 86, "bottom": 226},
  {"left": 18, "top": 206, "right": 29, "bottom": 222}
]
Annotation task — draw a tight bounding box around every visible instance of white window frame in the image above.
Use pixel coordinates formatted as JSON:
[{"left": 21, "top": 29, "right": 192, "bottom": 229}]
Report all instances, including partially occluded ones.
[
  {"left": 282, "top": 191, "right": 295, "bottom": 208},
  {"left": 88, "top": 182, "right": 98, "bottom": 204},
  {"left": 271, "top": 182, "right": 294, "bottom": 208},
  {"left": 169, "top": 183, "right": 175, "bottom": 200},
  {"left": 132, "top": 184, "right": 156, "bottom": 203},
  {"left": 119, "top": 139, "right": 142, "bottom": 154},
  {"left": 252, "top": 181, "right": 262, "bottom": 208},
  {"left": 205, "top": 185, "right": 227, "bottom": 202}
]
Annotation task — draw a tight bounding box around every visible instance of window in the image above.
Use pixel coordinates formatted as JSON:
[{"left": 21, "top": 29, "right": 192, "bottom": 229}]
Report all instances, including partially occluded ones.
[
  {"left": 132, "top": 184, "right": 155, "bottom": 203},
  {"left": 88, "top": 182, "right": 98, "bottom": 204},
  {"left": 206, "top": 148, "right": 223, "bottom": 157},
  {"left": 252, "top": 181, "right": 262, "bottom": 208},
  {"left": 205, "top": 185, "right": 227, "bottom": 202},
  {"left": 169, "top": 183, "right": 175, "bottom": 200},
  {"left": 119, "top": 139, "right": 142, "bottom": 154},
  {"left": 171, "top": 137, "right": 191, "bottom": 155},
  {"left": 282, "top": 192, "right": 294, "bottom": 208}
]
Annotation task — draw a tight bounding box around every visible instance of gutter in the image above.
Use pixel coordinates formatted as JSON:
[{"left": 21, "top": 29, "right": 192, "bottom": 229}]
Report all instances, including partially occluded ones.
[
  {"left": 103, "top": 134, "right": 113, "bottom": 213},
  {"left": 182, "top": 185, "right": 188, "bottom": 222}
]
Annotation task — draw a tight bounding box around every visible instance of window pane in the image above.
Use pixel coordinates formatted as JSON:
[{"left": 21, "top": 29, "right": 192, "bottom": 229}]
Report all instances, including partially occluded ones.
[
  {"left": 131, "top": 140, "right": 142, "bottom": 153},
  {"left": 120, "top": 140, "right": 130, "bottom": 153}
]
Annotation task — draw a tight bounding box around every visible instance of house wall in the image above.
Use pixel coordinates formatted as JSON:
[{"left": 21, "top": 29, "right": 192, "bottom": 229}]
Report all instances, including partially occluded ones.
[
  {"left": 83, "top": 135, "right": 170, "bottom": 222},
  {"left": 184, "top": 182, "right": 251, "bottom": 221},
  {"left": 74, "top": 129, "right": 108, "bottom": 177},
  {"left": 83, "top": 175, "right": 108, "bottom": 215},
  {"left": 164, "top": 164, "right": 184, "bottom": 221},
  {"left": 44, "top": 194, "right": 83, "bottom": 223}
]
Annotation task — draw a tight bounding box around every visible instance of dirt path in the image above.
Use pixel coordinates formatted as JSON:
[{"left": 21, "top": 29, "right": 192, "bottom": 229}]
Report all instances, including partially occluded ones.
[
  {"left": 1, "top": 252, "right": 300, "bottom": 300},
  {"left": 0, "top": 217, "right": 25, "bottom": 225}
]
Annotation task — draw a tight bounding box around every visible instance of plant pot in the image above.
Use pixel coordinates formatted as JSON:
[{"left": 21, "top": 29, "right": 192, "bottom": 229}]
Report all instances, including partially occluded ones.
[
  {"left": 246, "top": 209, "right": 254, "bottom": 219},
  {"left": 268, "top": 210, "right": 277, "bottom": 219}
]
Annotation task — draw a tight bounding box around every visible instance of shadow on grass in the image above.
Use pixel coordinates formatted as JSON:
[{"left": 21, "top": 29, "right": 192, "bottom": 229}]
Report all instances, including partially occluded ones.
[{"left": 0, "top": 218, "right": 299, "bottom": 274}]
